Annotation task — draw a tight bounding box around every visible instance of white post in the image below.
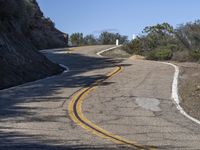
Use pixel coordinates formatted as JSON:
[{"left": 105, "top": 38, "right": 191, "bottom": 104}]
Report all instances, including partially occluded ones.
[
  {"left": 116, "top": 39, "right": 119, "bottom": 46},
  {"left": 132, "top": 34, "right": 136, "bottom": 40}
]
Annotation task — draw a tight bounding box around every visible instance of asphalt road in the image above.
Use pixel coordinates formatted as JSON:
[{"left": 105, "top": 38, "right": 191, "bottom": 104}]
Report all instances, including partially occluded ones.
[{"left": 1, "top": 45, "right": 200, "bottom": 149}]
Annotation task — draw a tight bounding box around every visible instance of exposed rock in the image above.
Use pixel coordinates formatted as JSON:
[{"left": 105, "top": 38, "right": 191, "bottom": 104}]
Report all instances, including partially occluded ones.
[
  {"left": 196, "top": 85, "right": 200, "bottom": 91},
  {"left": 0, "top": 0, "right": 67, "bottom": 89}
]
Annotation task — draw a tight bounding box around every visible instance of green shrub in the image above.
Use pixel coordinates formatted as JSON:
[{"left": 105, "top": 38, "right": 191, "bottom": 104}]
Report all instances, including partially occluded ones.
[
  {"left": 146, "top": 47, "right": 173, "bottom": 60},
  {"left": 190, "top": 50, "right": 200, "bottom": 61},
  {"left": 172, "top": 50, "right": 190, "bottom": 62},
  {"left": 165, "top": 44, "right": 179, "bottom": 51},
  {"left": 122, "top": 39, "right": 143, "bottom": 55}
]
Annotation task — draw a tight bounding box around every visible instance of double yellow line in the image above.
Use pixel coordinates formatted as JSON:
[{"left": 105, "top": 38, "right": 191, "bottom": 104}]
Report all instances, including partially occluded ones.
[{"left": 68, "top": 66, "right": 156, "bottom": 150}]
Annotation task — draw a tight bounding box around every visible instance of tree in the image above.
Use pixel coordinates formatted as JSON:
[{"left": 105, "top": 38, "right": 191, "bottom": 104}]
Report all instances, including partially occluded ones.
[
  {"left": 175, "top": 20, "right": 200, "bottom": 50},
  {"left": 123, "top": 38, "right": 143, "bottom": 54},
  {"left": 143, "top": 22, "right": 174, "bottom": 35},
  {"left": 142, "top": 23, "right": 175, "bottom": 49},
  {"left": 83, "top": 34, "right": 97, "bottom": 45},
  {"left": 99, "top": 32, "right": 128, "bottom": 45},
  {"left": 70, "top": 33, "right": 84, "bottom": 46},
  {"left": 99, "top": 32, "right": 115, "bottom": 45}
]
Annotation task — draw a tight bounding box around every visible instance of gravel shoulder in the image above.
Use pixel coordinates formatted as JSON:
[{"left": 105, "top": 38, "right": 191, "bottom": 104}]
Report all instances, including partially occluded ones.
[{"left": 178, "top": 62, "right": 200, "bottom": 120}]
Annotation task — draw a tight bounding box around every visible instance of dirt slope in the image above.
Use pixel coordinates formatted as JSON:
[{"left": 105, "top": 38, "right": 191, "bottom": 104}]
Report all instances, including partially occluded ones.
[{"left": 0, "top": 0, "right": 67, "bottom": 89}]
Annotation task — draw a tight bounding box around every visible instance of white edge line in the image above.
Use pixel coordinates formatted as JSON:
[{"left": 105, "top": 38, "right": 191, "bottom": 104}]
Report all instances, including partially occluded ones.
[
  {"left": 4, "top": 46, "right": 200, "bottom": 126},
  {"left": 96, "top": 45, "right": 122, "bottom": 57},
  {"left": 59, "top": 64, "right": 70, "bottom": 73},
  {"left": 1, "top": 45, "right": 119, "bottom": 91},
  {"left": 97, "top": 46, "right": 200, "bottom": 125},
  {"left": 161, "top": 62, "right": 200, "bottom": 125}
]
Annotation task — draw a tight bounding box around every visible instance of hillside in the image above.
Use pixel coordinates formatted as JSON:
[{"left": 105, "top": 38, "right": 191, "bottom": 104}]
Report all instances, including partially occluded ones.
[{"left": 0, "top": 0, "right": 68, "bottom": 89}]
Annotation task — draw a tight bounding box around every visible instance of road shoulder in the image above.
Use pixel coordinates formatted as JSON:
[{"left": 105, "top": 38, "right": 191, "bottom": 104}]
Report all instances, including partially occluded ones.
[{"left": 178, "top": 62, "right": 200, "bottom": 121}]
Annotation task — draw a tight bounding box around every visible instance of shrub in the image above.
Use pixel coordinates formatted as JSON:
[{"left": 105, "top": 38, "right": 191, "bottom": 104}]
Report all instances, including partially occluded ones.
[
  {"left": 172, "top": 50, "right": 190, "bottom": 62},
  {"left": 99, "top": 32, "right": 128, "bottom": 45},
  {"left": 122, "top": 39, "right": 143, "bottom": 55},
  {"left": 146, "top": 47, "right": 173, "bottom": 60},
  {"left": 70, "top": 33, "right": 84, "bottom": 46},
  {"left": 190, "top": 50, "right": 200, "bottom": 61}
]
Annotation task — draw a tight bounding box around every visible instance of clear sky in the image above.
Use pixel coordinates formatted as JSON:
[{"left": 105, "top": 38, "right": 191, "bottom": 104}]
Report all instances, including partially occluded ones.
[{"left": 37, "top": 0, "right": 200, "bottom": 39}]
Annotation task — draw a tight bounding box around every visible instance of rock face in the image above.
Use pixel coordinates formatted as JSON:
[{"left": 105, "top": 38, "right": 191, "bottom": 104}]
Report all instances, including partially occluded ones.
[{"left": 0, "top": 0, "right": 67, "bottom": 90}]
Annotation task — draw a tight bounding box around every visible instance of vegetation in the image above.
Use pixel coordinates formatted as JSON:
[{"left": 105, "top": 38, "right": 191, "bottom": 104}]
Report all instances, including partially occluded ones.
[
  {"left": 69, "top": 31, "right": 128, "bottom": 46},
  {"left": 83, "top": 34, "right": 98, "bottom": 45},
  {"left": 99, "top": 32, "right": 128, "bottom": 45},
  {"left": 70, "top": 33, "right": 84, "bottom": 46},
  {"left": 190, "top": 50, "right": 200, "bottom": 61},
  {"left": 146, "top": 47, "right": 173, "bottom": 60},
  {"left": 123, "top": 21, "right": 200, "bottom": 62},
  {"left": 122, "top": 38, "right": 142, "bottom": 55},
  {"left": 69, "top": 21, "right": 200, "bottom": 62}
]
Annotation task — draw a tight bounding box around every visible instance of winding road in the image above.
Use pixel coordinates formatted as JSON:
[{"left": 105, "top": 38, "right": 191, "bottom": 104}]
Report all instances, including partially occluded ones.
[{"left": 1, "top": 45, "right": 200, "bottom": 149}]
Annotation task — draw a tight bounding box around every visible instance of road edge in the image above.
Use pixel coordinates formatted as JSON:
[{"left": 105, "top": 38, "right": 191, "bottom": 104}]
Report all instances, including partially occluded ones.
[
  {"left": 96, "top": 46, "right": 200, "bottom": 125},
  {"left": 162, "top": 62, "right": 200, "bottom": 125},
  {"left": 96, "top": 45, "right": 122, "bottom": 57}
]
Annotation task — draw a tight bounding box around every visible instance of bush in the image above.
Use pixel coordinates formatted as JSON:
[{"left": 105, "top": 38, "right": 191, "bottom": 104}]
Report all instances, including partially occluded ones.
[
  {"left": 172, "top": 50, "right": 190, "bottom": 62},
  {"left": 122, "top": 39, "right": 143, "bottom": 55},
  {"left": 190, "top": 50, "right": 200, "bottom": 61},
  {"left": 146, "top": 47, "right": 173, "bottom": 60},
  {"left": 70, "top": 33, "right": 84, "bottom": 46},
  {"left": 99, "top": 32, "right": 128, "bottom": 45}
]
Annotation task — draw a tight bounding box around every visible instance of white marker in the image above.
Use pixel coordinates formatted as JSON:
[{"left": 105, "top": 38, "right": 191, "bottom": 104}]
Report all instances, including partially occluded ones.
[
  {"left": 132, "top": 34, "right": 136, "bottom": 40},
  {"left": 116, "top": 39, "right": 119, "bottom": 46}
]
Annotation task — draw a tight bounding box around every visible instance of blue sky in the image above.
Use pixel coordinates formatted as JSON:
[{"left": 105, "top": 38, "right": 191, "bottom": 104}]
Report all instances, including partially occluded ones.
[{"left": 37, "top": 0, "right": 200, "bottom": 39}]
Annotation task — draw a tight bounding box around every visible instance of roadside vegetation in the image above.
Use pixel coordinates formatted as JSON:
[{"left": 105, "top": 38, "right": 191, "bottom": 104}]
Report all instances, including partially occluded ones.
[
  {"left": 69, "top": 31, "right": 128, "bottom": 46},
  {"left": 123, "top": 21, "right": 200, "bottom": 62},
  {"left": 69, "top": 20, "right": 200, "bottom": 63}
]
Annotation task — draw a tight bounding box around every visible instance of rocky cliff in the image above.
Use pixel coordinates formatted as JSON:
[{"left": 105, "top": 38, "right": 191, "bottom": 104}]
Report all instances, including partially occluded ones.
[{"left": 0, "top": 0, "right": 68, "bottom": 89}]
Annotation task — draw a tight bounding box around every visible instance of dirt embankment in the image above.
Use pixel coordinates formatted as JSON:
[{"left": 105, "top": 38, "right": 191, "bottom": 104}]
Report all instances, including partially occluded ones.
[
  {"left": 179, "top": 62, "right": 200, "bottom": 120},
  {"left": 0, "top": 0, "right": 67, "bottom": 89}
]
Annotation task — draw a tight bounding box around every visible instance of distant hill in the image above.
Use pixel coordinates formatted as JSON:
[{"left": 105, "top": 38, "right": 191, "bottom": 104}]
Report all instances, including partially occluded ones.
[{"left": 0, "top": 0, "right": 68, "bottom": 89}]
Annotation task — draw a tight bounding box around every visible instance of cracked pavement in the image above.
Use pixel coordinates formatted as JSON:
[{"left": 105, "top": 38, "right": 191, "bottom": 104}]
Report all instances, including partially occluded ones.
[
  {"left": 83, "top": 59, "right": 200, "bottom": 149},
  {"left": 1, "top": 45, "right": 200, "bottom": 149}
]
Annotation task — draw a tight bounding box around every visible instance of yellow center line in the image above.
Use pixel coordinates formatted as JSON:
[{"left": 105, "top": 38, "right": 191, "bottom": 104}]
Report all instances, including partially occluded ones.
[{"left": 68, "top": 66, "right": 157, "bottom": 150}]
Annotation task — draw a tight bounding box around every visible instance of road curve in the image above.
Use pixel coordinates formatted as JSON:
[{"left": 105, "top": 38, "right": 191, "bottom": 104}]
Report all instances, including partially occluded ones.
[
  {"left": 68, "top": 66, "right": 156, "bottom": 150},
  {"left": 1, "top": 45, "right": 200, "bottom": 149}
]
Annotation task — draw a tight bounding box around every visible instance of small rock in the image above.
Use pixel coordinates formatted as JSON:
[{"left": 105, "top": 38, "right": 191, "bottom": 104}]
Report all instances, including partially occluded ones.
[{"left": 196, "top": 85, "right": 200, "bottom": 91}]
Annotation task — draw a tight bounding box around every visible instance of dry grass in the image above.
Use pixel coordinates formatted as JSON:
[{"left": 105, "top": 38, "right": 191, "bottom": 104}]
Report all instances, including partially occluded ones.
[
  {"left": 68, "top": 46, "right": 95, "bottom": 51},
  {"left": 101, "top": 48, "right": 131, "bottom": 58},
  {"left": 129, "top": 55, "right": 145, "bottom": 60}
]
